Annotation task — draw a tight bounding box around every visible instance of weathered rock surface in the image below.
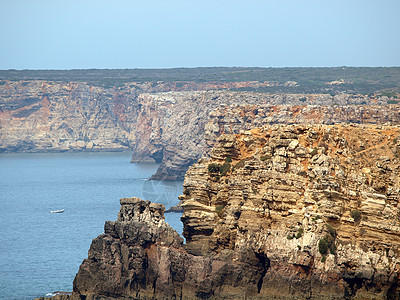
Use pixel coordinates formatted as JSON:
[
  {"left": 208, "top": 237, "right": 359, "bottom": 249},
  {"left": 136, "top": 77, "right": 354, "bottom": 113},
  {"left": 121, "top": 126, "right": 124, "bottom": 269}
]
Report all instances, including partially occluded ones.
[
  {"left": 181, "top": 124, "right": 400, "bottom": 299},
  {"left": 41, "top": 124, "right": 400, "bottom": 300},
  {"left": 1, "top": 80, "right": 399, "bottom": 179},
  {"left": 127, "top": 91, "right": 400, "bottom": 180},
  {"left": 61, "top": 197, "right": 271, "bottom": 300},
  {"left": 0, "top": 81, "right": 139, "bottom": 153},
  {"left": 72, "top": 197, "right": 185, "bottom": 299}
]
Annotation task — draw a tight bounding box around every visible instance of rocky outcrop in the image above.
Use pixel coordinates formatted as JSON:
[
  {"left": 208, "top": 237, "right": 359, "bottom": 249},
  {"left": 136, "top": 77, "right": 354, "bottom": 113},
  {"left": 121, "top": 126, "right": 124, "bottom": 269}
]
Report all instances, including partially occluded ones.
[
  {"left": 66, "top": 197, "right": 270, "bottom": 300},
  {"left": 44, "top": 124, "right": 400, "bottom": 300},
  {"left": 72, "top": 197, "right": 185, "bottom": 299}
]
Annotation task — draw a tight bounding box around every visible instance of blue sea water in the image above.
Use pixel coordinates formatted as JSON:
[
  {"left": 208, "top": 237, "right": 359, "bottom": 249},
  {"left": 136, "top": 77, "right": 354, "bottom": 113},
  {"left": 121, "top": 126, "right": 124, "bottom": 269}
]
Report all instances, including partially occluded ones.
[{"left": 0, "top": 152, "right": 183, "bottom": 300}]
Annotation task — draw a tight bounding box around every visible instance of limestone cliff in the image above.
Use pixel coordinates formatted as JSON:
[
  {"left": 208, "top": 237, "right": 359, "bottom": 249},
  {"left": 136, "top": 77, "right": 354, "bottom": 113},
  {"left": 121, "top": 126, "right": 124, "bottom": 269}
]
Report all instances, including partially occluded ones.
[
  {"left": 126, "top": 91, "right": 399, "bottom": 180},
  {"left": 43, "top": 124, "right": 400, "bottom": 300},
  {"left": 0, "top": 81, "right": 139, "bottom": 152},
  {"left": 181, "top": 124, "right": 400, "bottom": 299},
  {"left": 1, "top": 80, "right": 399, "bottom": 180}
]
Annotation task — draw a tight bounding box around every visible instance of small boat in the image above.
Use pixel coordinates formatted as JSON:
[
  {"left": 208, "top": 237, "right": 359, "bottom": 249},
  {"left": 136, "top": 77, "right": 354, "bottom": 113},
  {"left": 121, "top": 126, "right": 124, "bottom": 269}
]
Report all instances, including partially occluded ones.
[
  {"left": 51, "top": 209, "right": 65, "bottom": 213},
  {"left": 45, "top": 291, "right": 72, "bottom": 297}
]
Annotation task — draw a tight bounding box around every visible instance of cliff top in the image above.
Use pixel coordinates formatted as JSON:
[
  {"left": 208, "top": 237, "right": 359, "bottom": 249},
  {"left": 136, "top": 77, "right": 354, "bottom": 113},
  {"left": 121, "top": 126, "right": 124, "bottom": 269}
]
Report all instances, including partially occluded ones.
[{"left": 1, "top": 67, "right": 399, "bottom": 94}]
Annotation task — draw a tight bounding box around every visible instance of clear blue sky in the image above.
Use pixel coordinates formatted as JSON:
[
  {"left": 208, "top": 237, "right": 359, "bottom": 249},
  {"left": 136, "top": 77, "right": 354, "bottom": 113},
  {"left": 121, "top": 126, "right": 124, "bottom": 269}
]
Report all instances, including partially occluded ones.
[{"left": 0, "top": 0, "right": 399, "bottom": 69}]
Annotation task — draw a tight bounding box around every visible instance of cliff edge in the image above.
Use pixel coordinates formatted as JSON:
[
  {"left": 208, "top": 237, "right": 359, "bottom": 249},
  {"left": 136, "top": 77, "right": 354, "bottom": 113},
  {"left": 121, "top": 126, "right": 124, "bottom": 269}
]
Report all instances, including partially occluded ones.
[{"left": 40, "top": 124, "right": 400, "bottom": 299}]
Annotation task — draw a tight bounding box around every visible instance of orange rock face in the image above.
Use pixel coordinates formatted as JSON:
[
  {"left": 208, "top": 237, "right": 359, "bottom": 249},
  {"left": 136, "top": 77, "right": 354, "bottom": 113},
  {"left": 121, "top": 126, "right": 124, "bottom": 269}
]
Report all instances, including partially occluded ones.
[
  {"left": 46, "top": 124, "right": 400, "bottom": 300},
  {"left": 181, "top": 124, "right": 400, "bottom": 299}
]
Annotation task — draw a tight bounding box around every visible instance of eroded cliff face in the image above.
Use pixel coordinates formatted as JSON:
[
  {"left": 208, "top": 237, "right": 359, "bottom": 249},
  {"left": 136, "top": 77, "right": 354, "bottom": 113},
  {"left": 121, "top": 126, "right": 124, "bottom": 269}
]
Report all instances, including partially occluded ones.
[
  {"left": 1, "top": 81, "right": 399, "bottom": 180},
  {"left": 127, "top": 91, "right": 399, "bottom": 180},
  {"left": 50, "top": 124, "right": 400, "bottom": 300},
  {"left": 72, "top": 197, "right": 185, "bottom": 299},
  {"left": 203, "top": 103, "right": 400, "bottom": 151},
  {"left": 69, "top": 197, "right": 268, "bottom": 300},
  {"left": 181, "top": 124, "right": 400, "bottom": 299},
  {"left": 0, "top": 81, "right": 139, "bottom": 152}
]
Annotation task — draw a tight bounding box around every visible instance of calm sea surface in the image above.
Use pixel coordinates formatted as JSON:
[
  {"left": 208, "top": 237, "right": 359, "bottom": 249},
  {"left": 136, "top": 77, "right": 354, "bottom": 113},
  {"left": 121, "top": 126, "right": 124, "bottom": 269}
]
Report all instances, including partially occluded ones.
[{"left": 0, "top": 152, "right": 183, "bottom": 300}]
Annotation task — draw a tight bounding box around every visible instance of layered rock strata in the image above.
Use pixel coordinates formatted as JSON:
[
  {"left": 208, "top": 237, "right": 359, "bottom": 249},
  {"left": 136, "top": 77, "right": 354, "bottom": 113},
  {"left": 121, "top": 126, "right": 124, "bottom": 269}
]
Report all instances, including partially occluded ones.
[
  {"left": 130, "top": 92, "right": 400, "bottom": 180},
  {"left": 46, "top": 124, "right": 400, "bottom": 299},
  {"left": 181, "top": 124, "right": 400, "bottom": 299},
  {"left": 72, "top": 197, "right": 185, "bottom": 299},
  {"left": 0, "top": 81, "right": 139, "bottom": 152},
  {"left": 1, "top": 80, "right": 399, "bottom": 179},
  {"left": 65, "top": 197, "right": 270, "bottom": 300},
  {"left": 203, "top": 104, "right": 400, "bottom": 151}
]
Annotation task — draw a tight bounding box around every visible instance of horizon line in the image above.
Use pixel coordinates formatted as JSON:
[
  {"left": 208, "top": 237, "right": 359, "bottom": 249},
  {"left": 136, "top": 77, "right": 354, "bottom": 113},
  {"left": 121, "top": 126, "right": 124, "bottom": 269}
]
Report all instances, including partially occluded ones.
[{"left": 1, "top": 66, "right": 400, "bottom": 72}]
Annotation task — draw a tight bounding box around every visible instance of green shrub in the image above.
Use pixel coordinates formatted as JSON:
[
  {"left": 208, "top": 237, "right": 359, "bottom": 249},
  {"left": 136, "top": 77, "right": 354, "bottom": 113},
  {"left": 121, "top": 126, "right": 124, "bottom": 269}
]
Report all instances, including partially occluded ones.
[
  {"left": 326, "top": 224, "right": 336, "bottom": 237},
  {"left": 260, "top": 155, "right": 271, "bottom": 161},
  {"left": 233, "top": 158, "right": 249, "bottom": 170},
  {"left": 296, "top": 228, "right": 304, "bottom": 239},
  {"left": 318, "top": 231, "right": 336, "bottom": 255},
  {"left": 351, "top": 210, "right": 362, "bottom": 223},
  {"left": 215, "top": 205, "right": 224, "bottom": 218},
  {"left": 209, "top": 162, "right": 231, "bottom": 177},
  {"left": 208, "top": 163, "right": 220, "bottom": 173},
  {"left": 225, "top": 157, "right": 232, "bottom": 163},
  {"left": 287, "top": 228, "right": 303, "bottom": 240},
  {"left": 321, "top": 255, "right": 326, "bottom": 263},
  {"left": 329, "top": 242, "right": 337, "bottom": 255},
  {"left": 220, "top": 162, "right": 231, "bottom": 176},
  {"left": 318, "top": 238, "right": 328, "bottom": 255}
]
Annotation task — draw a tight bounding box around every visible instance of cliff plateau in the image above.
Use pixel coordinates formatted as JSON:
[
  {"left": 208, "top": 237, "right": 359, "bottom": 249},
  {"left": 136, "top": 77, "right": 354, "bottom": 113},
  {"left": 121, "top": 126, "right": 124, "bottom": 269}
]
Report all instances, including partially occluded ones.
[{"left": 42, "top": 124, "right": 400, "bottom": 299}]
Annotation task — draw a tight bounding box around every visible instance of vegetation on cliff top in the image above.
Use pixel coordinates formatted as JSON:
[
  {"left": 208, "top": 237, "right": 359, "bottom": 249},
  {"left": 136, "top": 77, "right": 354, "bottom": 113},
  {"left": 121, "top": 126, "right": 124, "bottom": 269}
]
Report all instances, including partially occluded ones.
[{"left": 1, "top": 67, "right": 399, "bottom": 94}]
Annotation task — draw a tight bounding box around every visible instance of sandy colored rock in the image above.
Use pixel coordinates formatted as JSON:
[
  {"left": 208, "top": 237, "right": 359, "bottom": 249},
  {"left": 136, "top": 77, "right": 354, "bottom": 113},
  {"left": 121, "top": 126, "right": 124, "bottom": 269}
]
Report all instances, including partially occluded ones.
[
  {"left": 50, "top": 124, "right": 400, "bottom": 300},
  {"left": 180, "top": 124, "right": 400, "bottom": 299},
  {"left": 2, "top": 81, "right": 399, "bottom": 180}
]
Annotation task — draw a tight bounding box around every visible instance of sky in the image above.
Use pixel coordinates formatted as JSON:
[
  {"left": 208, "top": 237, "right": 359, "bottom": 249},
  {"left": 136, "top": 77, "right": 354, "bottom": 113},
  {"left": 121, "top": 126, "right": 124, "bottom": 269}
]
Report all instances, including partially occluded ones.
[{"left": 0, "top": 0, "right": 399, "bottom": 69}]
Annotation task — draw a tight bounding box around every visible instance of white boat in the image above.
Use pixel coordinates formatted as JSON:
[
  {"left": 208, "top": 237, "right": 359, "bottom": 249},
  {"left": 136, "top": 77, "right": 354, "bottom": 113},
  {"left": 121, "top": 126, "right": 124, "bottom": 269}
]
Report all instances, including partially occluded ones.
[{"left": 51, "top": 209, "right": 65, "bottom": 213}]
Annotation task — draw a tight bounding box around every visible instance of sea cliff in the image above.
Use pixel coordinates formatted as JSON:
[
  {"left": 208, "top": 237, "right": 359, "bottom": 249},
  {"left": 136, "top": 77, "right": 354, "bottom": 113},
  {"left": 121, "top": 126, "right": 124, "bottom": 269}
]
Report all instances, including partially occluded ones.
[
  {"left": 180, "top": 124, "right": 400, "bottom": 299},
  {"left": 40, "top": 124, "right": 400, "bottom": 299},
  {"left": 1, "top": 80, "right": 399, "bottom": 180}
]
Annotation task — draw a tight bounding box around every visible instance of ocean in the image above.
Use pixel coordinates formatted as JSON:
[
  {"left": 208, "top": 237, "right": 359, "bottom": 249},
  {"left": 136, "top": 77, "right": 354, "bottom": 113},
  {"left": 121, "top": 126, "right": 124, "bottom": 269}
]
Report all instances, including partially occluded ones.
[{"left": 0, "top": 152, "right": 183, "bottom": 300}]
